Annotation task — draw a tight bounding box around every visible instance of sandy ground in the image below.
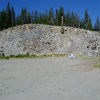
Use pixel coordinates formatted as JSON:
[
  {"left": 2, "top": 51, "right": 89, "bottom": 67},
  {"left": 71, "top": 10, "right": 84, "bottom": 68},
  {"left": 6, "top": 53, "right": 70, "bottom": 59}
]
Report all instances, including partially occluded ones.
[{"left": 0, "top": 57, "right": 100, "bottom": 100}]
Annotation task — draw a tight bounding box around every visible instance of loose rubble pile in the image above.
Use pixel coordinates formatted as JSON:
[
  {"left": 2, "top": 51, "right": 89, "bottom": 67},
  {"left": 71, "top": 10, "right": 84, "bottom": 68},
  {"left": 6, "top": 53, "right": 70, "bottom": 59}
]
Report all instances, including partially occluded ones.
[{"left": 0, "top": 24, "right": 100, "bottom": 56}]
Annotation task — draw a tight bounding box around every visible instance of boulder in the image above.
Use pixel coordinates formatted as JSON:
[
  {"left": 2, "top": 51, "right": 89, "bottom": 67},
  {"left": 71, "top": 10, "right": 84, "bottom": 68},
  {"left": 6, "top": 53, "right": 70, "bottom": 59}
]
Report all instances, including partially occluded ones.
[{"left": 68, "top": 54, "right": 76, "bottom": 59}]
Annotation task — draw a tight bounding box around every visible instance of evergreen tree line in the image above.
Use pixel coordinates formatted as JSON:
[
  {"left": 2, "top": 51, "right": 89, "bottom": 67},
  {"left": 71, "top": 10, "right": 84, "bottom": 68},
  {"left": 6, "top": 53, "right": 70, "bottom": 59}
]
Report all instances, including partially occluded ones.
[{"left": 0, "top": 2, "right": 100, "bottom": 31}]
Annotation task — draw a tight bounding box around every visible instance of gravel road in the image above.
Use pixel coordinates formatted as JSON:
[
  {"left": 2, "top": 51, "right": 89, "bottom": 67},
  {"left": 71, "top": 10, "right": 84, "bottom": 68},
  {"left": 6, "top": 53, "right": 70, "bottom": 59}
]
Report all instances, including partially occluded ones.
[{"left": 0, "top": 57, "right": 100, "bottom": 100}]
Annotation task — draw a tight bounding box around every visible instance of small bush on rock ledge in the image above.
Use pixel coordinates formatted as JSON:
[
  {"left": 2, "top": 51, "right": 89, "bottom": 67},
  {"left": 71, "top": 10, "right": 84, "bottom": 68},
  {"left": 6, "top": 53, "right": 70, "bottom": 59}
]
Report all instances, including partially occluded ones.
[{"left": 61, "top": 27, "right": 65, "bottom": 34}]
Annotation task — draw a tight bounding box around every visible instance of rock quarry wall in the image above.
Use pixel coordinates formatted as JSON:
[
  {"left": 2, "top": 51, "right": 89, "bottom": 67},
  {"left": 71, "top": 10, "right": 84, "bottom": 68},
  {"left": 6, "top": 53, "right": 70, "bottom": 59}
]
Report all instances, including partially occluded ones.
[{"left": 0, "top": 24, "right": 100, "bottom": 56}]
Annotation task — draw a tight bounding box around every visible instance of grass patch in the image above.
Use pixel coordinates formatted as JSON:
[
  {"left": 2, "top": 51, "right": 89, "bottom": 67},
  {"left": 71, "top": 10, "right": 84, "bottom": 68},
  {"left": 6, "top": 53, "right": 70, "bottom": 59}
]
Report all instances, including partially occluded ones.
[
  {"left": 0, "top": 53, "right": 66, "bottom": 60},
  {"left": 92, "top": 57, "right": 100, "bottom": 68},
  {"left": 77, "top": 54, "right": 100, "bottom": 69},
  {"left": 0, "top": 56, "right": 10, "bottom": 60},
  {"left": 93, "top": 63, "right": 100, "bottom": 68}
]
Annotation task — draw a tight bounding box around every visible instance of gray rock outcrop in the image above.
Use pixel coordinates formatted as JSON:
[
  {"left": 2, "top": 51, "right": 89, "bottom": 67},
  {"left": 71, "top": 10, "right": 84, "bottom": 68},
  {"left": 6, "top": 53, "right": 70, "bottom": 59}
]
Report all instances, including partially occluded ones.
[{"left": 0, "top": 24, "right": 100, "bottom": 56}]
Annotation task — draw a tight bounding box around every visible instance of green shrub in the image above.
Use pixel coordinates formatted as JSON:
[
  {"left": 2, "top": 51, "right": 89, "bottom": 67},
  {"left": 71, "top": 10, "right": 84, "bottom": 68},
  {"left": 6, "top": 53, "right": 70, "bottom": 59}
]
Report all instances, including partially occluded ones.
[{"left": 61, "top": 27, "right": 65, "bottom": 34}]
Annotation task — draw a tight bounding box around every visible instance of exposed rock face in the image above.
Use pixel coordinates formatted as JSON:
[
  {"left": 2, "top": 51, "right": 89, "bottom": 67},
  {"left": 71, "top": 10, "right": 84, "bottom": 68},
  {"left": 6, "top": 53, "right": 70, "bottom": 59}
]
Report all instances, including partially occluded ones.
[{"left": 0, "top": 24, "right": 100, "bottom": 56}]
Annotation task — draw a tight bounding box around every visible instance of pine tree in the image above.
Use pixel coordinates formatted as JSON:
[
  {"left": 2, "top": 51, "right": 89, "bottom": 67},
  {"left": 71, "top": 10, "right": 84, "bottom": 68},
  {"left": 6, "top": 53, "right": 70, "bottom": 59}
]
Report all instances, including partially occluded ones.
[
  {"left": 27, "top": 11, "right": 31, "bottom": 23},
  {"left": 0, "top": 9, "right": 8, "bottom": 30},
  {"left": 0, "top": 3, "right": 96, "bottom": 31},
  {"left": 31, "top": 11, "right": 35, "bottom": 23},
  {"left": 20, "top": 8, "right": 28, "bottom": 24},
  {"left": 65, "top": 12, "right": 71, "bottom": 26},
  {"left": 55, "top": 7, "right": 65, "bottom": 26},
  {"left": 74, "top": 14, "right": 80, "bottom": 28},
  {"left": 0, "top": 12, "right": 2, "bottom": 30},
  {"left": 70, "top": 12, "right": 76, "bottom": 27},
  {"left": 87, "top": 18, "right": 93, "bottom": 30},
  {"left": 49, "top": 8, "right": 54, "bottom": 25},
  {"left": 84, "top": 9, "right": 93, "bottom": 30},
  {"left": 6, "top": 2, "right": 12, "bottom": 28},
  {"left": 44, "top": 10, "right": 49, "bottom": 24},
  {"left": 11, "top": 7, "right": 15, "bottom": 26},
  {"left": 15, "top": 15, "right": 21, "bottom": 25},
  {"left": 59, "top": 6, "right": 65, "bottom": 25},
  {"left": 80, "top": 19, "right": 85, "bottom": 29},
  {"left": 55, "top": 9, "right": 59, "bottom": 25},
  {"left": 34, "top": 11, "right": 38, "bottom": 24},
  {"left": 94, "top": 17, "right": 100, "bottom": 31},
  {"left": 84, "top": 9, "right": 89, "bottom": 29}
]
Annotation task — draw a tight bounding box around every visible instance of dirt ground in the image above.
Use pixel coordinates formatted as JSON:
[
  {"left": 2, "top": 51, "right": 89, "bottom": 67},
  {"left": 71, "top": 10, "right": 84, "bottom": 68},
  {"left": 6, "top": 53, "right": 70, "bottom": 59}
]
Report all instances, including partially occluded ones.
[{"left": 0, "top": 57, "right": 100, "bottom": 100}]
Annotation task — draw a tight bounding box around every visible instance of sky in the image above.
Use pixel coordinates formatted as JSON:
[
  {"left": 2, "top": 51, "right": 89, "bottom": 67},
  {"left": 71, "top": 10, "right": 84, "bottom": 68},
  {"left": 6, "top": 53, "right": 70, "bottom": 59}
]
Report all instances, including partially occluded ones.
[{"left": 0, "top": 0, "right": 100, "bottom": 24}]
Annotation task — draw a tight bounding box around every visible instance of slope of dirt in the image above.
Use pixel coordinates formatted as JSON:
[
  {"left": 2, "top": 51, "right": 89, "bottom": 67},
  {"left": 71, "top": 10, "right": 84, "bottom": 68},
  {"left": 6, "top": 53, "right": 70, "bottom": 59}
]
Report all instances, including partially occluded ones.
[{"left": 0, "top": 24, "right": 100, "bottom": 56}]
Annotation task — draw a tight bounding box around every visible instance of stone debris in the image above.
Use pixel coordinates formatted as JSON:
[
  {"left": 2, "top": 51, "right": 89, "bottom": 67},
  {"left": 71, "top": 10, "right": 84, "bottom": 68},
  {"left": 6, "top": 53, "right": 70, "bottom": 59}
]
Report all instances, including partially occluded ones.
[{"left": 0, "top": 24, "right": 100, "bottom": 56}]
